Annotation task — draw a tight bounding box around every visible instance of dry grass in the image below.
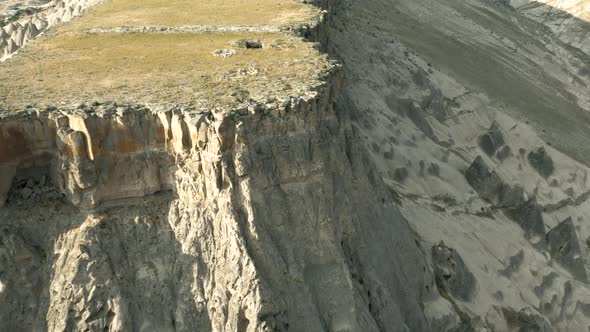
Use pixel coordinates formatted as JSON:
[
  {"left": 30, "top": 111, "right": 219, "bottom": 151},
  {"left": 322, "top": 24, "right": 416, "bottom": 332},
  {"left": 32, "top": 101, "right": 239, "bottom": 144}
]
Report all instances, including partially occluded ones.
[
  {"left": 0, "top": 32, "right": 330, "bottom": 108},
  {"left": 0, "top": 0, "right": 329, "bottom": 109},
  {"left": 61, "top": 0, "right": 319, "bottom": 31}
]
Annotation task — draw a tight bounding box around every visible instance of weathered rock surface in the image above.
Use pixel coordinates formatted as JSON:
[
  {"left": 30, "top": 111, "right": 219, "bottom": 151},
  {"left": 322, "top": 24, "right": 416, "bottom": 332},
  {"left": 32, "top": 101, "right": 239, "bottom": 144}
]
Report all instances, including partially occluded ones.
[
  {"left": 325, "top": 0, "right": 590, "bottom": 329},
  {"left": 528, "top": 147, "right": 555, "bottom": 179},
  {"left": 432, "top": 242, "right": 478, "bottom": 302},
  {"left": 504, "top": 197, "right": 547, "bottom": 241},
  {"left": 0, "top": 106, "right": 174, "bottom": 209},
  {"left": 478, "top": 121, "right": 505, "bottom": 157},
  {"left": 465, "top": 156, "right": 546, "bottom": 240},
  {"left": 547, "top": 217, "right": 588, "bottom": 282},
  {"left": 503, "top": 307, "right": 553, "bottom": 332},
  {"left": 2, "top": 0, "right": 590, "bottom": 330},
  {"left": 0, "top": 65, "right": 440, "bottom": 331},
  {"left": 465, "top": 156, "right": 505, "bottom": 204},
  {"left": 0, "top": 225, "right": 44, "bottom": 331}
]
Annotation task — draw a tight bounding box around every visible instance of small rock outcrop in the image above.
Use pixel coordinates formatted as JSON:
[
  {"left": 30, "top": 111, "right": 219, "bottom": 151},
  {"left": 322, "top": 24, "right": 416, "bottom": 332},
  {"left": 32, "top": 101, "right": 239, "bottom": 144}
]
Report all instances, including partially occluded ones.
[
  {"left": 465, "top": 156, "right": 545, "bottom": 241},
  {"left": 465, "top": 156, "right": 505, "bottom": 204},
  {"left": 504, "top": 197, "right": 546, "bottom": 241},
  {"left": 465, "top": 156, "right": 524, "bottom": 206},
  {"left": 547, "top": 217, "right": 587, "bottom": 282},
  {"left": 503, "top": 307, "right": 553, "bottom": 332},
  {"left": 478, "top": 121, "right": 505, "bottom": 157},
  {"left": 528, "top": 147, "right": 554, "bottom": 178},
  {"left": 496, "top": 145, "right": 512, "bottom": 161},
  {"left": 432, "top": 242, "right": 478, "bottom": 302}
]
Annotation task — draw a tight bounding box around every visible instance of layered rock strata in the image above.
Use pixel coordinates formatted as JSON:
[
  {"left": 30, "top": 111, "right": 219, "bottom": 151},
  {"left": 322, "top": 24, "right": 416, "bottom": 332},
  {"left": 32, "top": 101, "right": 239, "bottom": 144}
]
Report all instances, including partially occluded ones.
[
  {"left": 0, "top": 63, "right": 444, "bottom": 330},
  {"left": 0, "top": 0, "right": 103, "bottom": 60}
]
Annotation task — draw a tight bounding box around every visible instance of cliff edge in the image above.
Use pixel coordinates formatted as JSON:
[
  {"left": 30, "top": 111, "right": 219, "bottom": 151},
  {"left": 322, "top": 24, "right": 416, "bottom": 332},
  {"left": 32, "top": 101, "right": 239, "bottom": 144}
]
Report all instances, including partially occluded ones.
[{"left": 2, "top": 0, "right": 590, "bottom": 331}]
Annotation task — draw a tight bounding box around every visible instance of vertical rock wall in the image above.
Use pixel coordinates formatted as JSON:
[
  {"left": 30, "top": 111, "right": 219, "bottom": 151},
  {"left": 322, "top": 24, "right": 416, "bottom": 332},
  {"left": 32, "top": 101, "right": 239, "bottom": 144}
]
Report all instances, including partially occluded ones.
[{"left": 0, "top": 62, "right": 446, "bottom": 330}]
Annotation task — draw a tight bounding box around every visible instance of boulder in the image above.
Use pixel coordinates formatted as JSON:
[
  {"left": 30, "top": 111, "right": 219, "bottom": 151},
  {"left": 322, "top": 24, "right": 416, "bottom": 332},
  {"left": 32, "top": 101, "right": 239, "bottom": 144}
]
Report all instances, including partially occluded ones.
[
  {"left": 465, "top": 156, "right": 505, "bottom": 204},
  {"left": 428, "top": 163, "right": 440, "bottom": 177},
  {"left": 547, "top": 217, "right": 587, "bottom": 282},
  {"left": 464, "top": 157, "right": 546, "bottom": 241},
  {"left": 245, "top": 40, "right": 262, "bottom": 49},
  {"left": 465, "top": 157, "right": 545, "bottom": 241},
  {"left": 504, "top": 197, "right": 546, "bottom": 241},
  {"left": 432, "top": 242, "right": 478, "bottom": 302},
  {"left": 478, "top": 121, "right": 505, "bottom": 156}
]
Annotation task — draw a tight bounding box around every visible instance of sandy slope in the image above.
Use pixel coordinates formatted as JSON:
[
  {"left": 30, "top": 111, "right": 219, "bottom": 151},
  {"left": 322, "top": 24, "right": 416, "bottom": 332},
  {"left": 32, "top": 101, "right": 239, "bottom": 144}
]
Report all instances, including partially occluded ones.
[{"left": 327, "top": 0, "right": 590, "bottom": 329}]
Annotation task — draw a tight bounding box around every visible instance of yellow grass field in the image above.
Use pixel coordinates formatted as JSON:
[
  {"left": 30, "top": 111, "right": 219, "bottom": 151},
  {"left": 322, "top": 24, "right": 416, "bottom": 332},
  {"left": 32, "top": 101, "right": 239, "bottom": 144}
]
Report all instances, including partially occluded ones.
[
  {"left": 0, "top": 0, "right": 328, "bottom": 109},
  {"left": 0, "top": 32, "right": 329, "bottom": 108},
  {"left": 62, "top": 0, "right": 319, "bottom": 30}
]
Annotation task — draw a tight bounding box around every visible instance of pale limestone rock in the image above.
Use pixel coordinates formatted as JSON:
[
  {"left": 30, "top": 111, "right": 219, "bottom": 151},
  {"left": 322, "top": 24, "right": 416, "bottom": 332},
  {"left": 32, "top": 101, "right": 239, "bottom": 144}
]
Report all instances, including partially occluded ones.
[{"left": 0, "top": 71, "right": 439, "bottom": 331}]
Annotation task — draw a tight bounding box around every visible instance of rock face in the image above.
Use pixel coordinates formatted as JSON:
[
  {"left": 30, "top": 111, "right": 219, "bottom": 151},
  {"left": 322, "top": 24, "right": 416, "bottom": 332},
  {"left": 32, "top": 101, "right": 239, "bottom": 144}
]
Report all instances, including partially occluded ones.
[
  {"left": 0, "top": 68, "right": 439, "bottom": 331},
  {"left": 465, "top": 156, "right": 522, "bottom": 206},
  {"left": 0, "top": 107, "right": 173, "bottom": 210},
  {"left": 0, "top": 225, "right": 45, "bottom": 331}
]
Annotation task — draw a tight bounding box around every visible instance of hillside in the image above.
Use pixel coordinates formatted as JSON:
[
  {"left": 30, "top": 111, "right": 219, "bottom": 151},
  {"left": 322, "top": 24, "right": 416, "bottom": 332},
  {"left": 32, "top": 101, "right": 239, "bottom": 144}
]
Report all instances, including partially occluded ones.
[{"left": 1, "top": 0, "right": 590, "bottom": 331}]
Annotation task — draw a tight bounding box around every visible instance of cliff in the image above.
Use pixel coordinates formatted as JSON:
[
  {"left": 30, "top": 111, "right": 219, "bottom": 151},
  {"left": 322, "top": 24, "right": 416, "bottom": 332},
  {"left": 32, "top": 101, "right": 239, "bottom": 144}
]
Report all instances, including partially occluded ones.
[
  {"left": 0, "top": 65, "right": 440, "bottom": 331},
  {"left": 2, "top": 0, "right": 590, "bottom": 331}
]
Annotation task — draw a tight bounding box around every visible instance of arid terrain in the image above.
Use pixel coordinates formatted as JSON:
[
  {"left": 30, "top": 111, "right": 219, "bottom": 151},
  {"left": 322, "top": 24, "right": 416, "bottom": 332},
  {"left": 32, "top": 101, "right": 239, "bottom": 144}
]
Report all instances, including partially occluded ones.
[{"left": 1, "top": 0, "right": 590, "bottom": 331}]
